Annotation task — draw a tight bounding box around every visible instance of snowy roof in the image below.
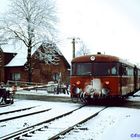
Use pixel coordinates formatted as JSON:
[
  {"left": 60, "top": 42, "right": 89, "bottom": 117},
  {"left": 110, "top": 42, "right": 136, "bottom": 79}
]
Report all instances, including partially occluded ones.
[
  {"left": 6, "top": 47, "right": 39, "bottom": 67},
  {"left": 1, "top": 41, "right": 38, "bottom": 67},
  {"left": 5, "top": 51, "right": 27, "bottom": 67},
  {"left": 1, "top": 41, "right": 70, "bottom": 67}
]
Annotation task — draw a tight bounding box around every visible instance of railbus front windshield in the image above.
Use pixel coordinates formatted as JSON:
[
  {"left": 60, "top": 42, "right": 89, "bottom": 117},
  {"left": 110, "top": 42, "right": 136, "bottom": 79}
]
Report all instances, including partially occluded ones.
[{"left": 71, "top": 62, "right": 119, "bottom": 76}]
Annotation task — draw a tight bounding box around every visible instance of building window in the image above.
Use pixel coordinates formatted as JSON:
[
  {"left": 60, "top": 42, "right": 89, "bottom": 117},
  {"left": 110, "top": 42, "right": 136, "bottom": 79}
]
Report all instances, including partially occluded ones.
[
  {"left": 52, "top": 72, "right": 59, "bottom": 82},
  {"left": 12, "top": 73, "right": 21, "bottom": 81}
]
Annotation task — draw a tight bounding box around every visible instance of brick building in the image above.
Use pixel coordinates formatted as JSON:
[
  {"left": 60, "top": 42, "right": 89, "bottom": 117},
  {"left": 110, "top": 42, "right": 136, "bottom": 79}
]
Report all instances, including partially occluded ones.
[{"left": 0, "top": 43, "right": 70, "bottom": 84}]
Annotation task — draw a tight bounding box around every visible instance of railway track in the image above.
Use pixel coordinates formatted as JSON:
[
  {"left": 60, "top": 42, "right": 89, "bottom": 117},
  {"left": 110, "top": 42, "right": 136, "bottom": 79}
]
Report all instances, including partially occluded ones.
[
  {"left": 0, "top": 106, "right": 37, "bottom": 115},
  {"left": 0, "top": 102, "right": 13, "bottom": 107},
  {"left": 0, "top": 106, "right": 106, "bottom": 140},
  {"left": 0, "top": 108, "right": 51, "bottom": 122}
]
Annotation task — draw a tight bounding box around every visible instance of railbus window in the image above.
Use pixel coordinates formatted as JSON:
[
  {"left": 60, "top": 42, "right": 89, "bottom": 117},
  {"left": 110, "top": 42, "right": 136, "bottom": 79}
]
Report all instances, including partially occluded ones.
[
  {"left": 93, "top": 63, "right": 111, "bottom": 76},
  {"left": 127, "top": 66, "right": 134, "bottom": 76},
  {"left": 119, "top": 64, "right": 134, "bottom": 76},
  {"left": 72, "top": 63, "right": 92, "bottom": 76},
  {"left": 72, "top": 62, "right": 119, "bottom": 76},
  {"left": 120, "top": 64, "right": 133, "bottom": 76},
  {"left": 111, "top": 63, "right": 119, "bottom": 75},
  {"left": 93, "top": 62, "right": 119, "bottom": 76},
  {"left": 71, "top": 63, "right": 76, "bottom": 75}
]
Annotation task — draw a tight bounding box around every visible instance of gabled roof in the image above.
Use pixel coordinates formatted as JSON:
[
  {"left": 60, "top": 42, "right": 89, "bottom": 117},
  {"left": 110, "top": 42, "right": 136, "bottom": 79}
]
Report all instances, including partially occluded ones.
[
  {"left": 5, "top": 52, "right": 27, "bottom": 67},
  {"left": 1, "top": 41, "right": 70, "bottom": 68},
  {"left": 0, "top": 41, "right": 26, "bottom": 66},
  {"left": 5, "top": 46, "right": 38, "bottom": 67}
]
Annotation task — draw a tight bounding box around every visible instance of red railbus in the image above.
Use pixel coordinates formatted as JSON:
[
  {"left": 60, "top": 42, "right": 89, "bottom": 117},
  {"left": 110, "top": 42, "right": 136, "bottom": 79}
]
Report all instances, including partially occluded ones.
[{"left": 70, "top": 54, "right": 140, "bottom": 103}]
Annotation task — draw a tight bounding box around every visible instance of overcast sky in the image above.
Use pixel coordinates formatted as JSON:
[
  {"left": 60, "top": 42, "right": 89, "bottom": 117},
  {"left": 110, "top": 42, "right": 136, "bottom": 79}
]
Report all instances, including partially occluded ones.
[{"left": 0, "top": 0, "right": 140, "bottom": 64}]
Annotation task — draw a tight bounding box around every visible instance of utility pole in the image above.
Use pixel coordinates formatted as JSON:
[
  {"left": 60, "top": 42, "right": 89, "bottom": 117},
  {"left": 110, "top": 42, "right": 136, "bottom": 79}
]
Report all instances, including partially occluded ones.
[
  {"left": 68, "top": 37, "right": 80, "bottom": 59},
  {"left": 70, "top": 37, "right": 80, "bottom": 59},
  {"left": 72, "top": 38, "right": 76, "bottom": 58}
]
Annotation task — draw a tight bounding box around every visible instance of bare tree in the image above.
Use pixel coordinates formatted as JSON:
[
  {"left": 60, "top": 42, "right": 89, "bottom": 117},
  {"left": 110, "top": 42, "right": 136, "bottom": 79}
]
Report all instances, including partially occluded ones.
[
  {"left": 0, "top": 0, "right": 58, "bottom": 82},
  {"left": 76, "top": 41, "right": 90, "bottom": 56}
]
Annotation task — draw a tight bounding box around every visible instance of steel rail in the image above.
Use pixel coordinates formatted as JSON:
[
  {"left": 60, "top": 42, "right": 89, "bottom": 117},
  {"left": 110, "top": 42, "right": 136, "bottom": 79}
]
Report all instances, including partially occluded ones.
[
  {"left": 0, "top": 108, "right": 51, "bottom": 122},
  {"left": 0, "top": 105, "right": 84, "bottom": 140},
  {"left": 0, "top": 103, "right": 13, "bottom": 107},
  {"left": 48, "top": 107, "right": 107, "bottom": 140},
  {"left": 0, "top": 106, "right": 37, "bottom": 115}
]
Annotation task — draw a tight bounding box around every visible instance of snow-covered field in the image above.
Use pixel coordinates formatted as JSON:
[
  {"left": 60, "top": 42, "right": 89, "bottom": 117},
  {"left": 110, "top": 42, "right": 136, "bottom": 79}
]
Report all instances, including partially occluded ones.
[
  {"left": 0, "top": 90, "right": 140, "bottom": 140},
  {"left": 63, "top": 107, "right": 140, "bottom": 140},
  {"left": 64, "top": 91, "right": 140, "bottom": 140},
  {"left": 0, "top": 100, "right": 81, "bottom": 138}
]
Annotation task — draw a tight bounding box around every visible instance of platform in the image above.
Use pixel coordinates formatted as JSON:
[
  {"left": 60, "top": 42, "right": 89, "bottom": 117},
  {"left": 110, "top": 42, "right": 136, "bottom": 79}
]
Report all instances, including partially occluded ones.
[{"left": 14, "top": 90, "right": 71, "bottom": 102}]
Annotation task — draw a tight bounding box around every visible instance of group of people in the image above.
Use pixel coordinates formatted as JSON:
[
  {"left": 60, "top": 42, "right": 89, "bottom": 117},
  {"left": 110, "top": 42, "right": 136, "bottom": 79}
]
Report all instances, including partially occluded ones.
[
  {"left": 56, "top": 83, "right": 69, "bottom": 94},
  {"left": 0, "top": 82, "right": 14, "bottom": 104}
]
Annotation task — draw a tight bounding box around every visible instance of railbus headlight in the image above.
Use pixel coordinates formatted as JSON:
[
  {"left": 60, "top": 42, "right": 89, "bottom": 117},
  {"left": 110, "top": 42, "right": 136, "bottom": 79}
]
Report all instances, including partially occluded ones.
[
  {"left": 72, "top": 84, "right": 81, "bottom": 94},
  {"left": 76, "top": 80, "right": 81, "bottom": 85},
  {"left": 102, "top": 88, "right": 110, "bottom": 95},
  {"left": 105, "top": 81, "right": 110, "bottom": 85},
  {"left": 75, "top": 87, "right": 81, "bottom": 94}
]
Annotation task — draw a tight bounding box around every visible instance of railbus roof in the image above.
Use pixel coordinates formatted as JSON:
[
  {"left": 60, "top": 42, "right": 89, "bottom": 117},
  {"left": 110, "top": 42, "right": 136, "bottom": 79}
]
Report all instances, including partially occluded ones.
[{"left": 71, "top": 54, "right": 135, "bottom": 67}]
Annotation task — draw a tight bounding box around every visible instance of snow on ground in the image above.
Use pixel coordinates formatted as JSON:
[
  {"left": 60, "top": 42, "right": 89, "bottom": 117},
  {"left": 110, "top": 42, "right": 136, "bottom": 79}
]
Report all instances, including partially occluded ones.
[
  {"left": 0, "top": 100, "right": 80, "bottom": 137},
  {"left": 133, "top": 90, "right": 140, "bottom": 96},
  {"left": 0, "top": 90, "right": 140, "bottom": 139},
  {"left": 99, "top": 107, "right": 140, "bottom": 140},
  {"left": 128, "top": 90, "right": 140, "bottom": 102},
  {"left": 63, "top": 107, "right": 140, "bottom": 140},
  {"left": 101, "top": 108, "right": 140, "bottom": 140},
  {"left": 61, "top": 91, "right": 140, "bottom": 140},
  {"left": 16, "top": 89, "right": 70, "bottom": 97}
]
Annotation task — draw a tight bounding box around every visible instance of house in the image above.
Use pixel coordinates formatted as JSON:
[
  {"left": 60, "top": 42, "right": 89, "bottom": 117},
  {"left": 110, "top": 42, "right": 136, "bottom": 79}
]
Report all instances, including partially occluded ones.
[{"left": 0, "top": 42, "right": 70, "bottom": 85}]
